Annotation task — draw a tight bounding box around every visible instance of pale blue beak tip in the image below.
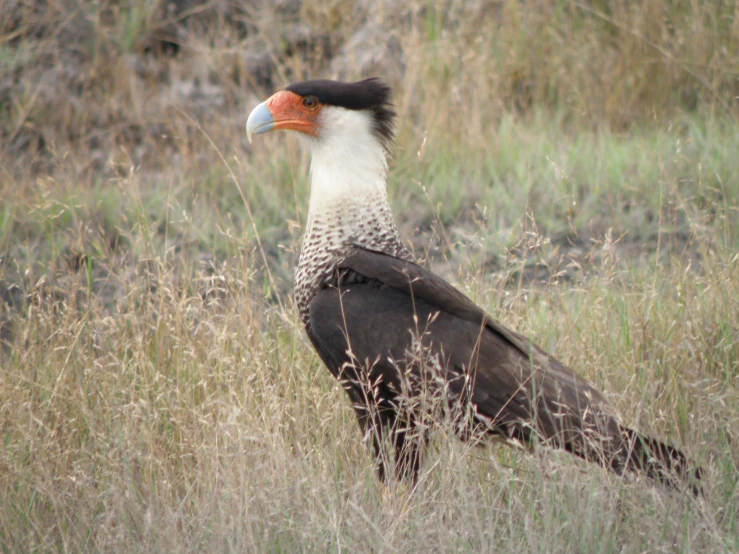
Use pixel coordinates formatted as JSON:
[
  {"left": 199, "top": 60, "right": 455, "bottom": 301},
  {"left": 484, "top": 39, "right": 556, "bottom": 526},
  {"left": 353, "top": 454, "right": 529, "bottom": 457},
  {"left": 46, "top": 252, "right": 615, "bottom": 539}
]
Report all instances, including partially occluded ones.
[{"left": 246, "top": 101, "right": 275, "bottom": 143}]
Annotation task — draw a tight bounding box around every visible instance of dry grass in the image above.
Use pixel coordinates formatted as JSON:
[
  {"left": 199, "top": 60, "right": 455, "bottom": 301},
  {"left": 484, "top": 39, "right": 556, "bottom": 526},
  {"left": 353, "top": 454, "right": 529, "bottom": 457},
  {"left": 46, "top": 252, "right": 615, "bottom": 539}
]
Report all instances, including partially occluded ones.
[{"left": 1, "top": 1, "right": 738, "bottom": 552}]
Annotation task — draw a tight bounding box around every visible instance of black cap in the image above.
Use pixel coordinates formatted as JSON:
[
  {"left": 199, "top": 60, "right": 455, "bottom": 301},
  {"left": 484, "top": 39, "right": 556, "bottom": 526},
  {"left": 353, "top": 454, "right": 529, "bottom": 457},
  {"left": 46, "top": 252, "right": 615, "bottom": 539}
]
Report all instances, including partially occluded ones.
[{"left": 285, "top": 78, "right": 396, "bottom": 151}]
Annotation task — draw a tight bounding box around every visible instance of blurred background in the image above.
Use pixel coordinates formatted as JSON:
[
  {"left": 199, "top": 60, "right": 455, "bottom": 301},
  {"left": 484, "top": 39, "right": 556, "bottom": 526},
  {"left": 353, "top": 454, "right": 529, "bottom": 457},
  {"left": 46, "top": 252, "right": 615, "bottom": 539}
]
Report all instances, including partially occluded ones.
[
  {"left": 1, "top": 0, "right": 738, "bottom": 291},
  {"left": 0, "top": 1, "right": 737, "bottom": 551}
]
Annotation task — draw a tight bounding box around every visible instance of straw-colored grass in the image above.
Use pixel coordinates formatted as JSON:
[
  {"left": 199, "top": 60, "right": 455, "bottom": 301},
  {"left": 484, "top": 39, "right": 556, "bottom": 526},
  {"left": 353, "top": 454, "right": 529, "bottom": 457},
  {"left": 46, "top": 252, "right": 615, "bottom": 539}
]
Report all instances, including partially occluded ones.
[{"left": 1, "top": 1, "right": 737, "bottom": 551}]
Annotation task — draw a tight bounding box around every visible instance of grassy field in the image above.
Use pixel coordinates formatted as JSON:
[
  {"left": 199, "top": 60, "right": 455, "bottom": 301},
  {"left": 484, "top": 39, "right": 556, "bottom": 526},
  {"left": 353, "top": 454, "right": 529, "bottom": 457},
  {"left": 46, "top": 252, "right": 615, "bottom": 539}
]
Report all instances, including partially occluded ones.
[{"left": 1, "top": 0, "right": 738, "bottom": 551}]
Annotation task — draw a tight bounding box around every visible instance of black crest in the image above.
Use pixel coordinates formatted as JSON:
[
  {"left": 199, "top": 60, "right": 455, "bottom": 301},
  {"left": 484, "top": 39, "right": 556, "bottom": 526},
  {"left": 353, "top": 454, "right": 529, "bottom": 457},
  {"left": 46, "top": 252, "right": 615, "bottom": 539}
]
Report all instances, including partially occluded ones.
[{"left": 285, "top": 78, "right": 396, "bottom": 151}]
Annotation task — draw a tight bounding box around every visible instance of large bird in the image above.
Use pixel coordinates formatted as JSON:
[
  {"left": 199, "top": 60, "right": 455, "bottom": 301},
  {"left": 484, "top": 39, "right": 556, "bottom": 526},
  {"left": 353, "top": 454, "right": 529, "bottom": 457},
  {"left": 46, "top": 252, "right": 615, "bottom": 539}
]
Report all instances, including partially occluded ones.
[{"left": 246, "top": 78, "right": 700, "bottom": 493}]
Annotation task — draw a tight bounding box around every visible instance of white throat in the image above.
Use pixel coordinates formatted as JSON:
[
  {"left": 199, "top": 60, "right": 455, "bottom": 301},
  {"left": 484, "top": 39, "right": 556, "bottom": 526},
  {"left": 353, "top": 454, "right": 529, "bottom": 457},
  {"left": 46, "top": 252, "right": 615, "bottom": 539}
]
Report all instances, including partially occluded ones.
[
  {"left": 307, "top": 107, "right": 389, "bottom": 216},
  {"left": 293, "top": 106, "right": 412, "bottom": 323}
]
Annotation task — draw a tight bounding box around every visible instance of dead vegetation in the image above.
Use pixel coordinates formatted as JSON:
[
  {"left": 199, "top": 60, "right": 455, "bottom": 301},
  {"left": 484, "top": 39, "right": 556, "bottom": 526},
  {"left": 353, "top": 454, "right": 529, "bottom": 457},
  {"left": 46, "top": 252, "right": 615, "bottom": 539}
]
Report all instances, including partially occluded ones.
[{"left": 0, "top": 0, "right": 738, "bottom": 551}]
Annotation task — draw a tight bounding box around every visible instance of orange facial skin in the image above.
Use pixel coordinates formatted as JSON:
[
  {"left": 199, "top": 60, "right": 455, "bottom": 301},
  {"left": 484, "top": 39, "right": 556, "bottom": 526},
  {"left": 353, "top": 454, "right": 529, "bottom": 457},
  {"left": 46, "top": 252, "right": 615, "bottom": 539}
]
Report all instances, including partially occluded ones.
[{"left": 265, "top": 90, "right": 323, "bottom": 137}]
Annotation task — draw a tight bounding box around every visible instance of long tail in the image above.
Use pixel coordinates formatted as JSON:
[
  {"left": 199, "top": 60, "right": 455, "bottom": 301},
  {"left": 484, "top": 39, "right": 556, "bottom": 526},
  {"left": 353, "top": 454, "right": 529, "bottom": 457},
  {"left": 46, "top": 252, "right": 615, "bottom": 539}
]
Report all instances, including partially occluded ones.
[
  {"left": 608, "top": 426, "right": 703, "bottom": 496},
  {"left": 556, "top": 422, "right": 702, "bottom": 495}
]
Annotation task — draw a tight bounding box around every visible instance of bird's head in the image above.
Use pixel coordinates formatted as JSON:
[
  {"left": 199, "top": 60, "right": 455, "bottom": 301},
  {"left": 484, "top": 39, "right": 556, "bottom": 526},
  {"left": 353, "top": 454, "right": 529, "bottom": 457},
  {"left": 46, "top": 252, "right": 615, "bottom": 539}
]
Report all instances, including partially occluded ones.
[{"left": 246, "top": 78, "right": 396, "bottom": 154}]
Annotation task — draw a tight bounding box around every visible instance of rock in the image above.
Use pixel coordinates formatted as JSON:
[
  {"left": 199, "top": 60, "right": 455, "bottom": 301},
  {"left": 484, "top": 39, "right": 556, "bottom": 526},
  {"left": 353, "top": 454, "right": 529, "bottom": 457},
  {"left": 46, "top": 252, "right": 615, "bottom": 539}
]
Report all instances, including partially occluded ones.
[
  {"left": 242, "top": 49, "right": 276, "bottom": 89},
  {"left": 330, "top": 22, "right": 405, "bottom": 82}
]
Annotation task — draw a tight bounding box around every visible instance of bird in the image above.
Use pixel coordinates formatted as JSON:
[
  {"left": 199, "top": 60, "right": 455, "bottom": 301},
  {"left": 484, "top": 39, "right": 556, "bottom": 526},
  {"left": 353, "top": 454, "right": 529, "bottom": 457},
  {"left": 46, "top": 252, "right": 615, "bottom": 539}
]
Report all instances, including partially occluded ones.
[{"left": 246, "top": 78, "right": 701, "bottom": 494}]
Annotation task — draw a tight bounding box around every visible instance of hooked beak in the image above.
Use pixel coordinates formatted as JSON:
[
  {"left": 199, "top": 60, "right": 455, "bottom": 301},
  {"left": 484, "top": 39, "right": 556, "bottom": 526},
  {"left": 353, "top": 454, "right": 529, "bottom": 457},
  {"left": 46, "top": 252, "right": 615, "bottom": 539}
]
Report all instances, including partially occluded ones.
[
  {"left": 246, "top": 90, "right": 320, "bottom": 143},
  {"left": 246, "top": 100, "right": 275, "bottom": 143}
]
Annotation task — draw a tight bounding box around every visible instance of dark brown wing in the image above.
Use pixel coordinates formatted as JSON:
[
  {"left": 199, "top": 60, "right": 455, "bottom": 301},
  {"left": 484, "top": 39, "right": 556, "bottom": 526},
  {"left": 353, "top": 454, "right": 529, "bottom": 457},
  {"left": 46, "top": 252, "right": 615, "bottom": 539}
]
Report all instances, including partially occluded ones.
[
  {"left": 307, "top": 247, "right": 699, "bottom": 491},
  {"left": 338, "top": 249, "right": 619, "bottom": 441}
]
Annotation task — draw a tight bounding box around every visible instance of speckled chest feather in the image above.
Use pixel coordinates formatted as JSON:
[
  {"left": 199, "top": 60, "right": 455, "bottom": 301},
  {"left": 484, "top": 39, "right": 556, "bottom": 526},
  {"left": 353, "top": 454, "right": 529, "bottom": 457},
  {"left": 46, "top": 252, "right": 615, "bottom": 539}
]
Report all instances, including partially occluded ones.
[{"left": 294, "top": 191, "right": 413, "bottom": 327}]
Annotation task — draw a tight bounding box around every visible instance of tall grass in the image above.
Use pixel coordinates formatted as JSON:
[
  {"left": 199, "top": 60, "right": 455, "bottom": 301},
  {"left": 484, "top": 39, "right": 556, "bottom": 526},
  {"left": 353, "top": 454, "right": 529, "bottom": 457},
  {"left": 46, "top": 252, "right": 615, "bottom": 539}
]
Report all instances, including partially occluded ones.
[{"left": 1, "top": 0, "right": 738, "bottom": 551}]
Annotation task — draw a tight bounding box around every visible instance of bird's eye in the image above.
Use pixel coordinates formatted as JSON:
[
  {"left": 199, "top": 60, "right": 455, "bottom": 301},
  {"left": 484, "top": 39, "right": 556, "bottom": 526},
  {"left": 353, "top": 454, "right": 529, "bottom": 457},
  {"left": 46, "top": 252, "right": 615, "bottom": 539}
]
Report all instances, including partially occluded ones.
[{"left": 303, "top": 96, "right": 319, "bottom": 110}]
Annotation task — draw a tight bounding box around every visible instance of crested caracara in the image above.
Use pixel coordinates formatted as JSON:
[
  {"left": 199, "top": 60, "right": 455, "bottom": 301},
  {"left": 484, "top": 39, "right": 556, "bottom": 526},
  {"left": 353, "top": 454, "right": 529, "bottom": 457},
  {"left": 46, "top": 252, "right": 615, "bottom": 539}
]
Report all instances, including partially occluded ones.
[{"left": 246, "top": 78, "right": 701, "bottom": 494}]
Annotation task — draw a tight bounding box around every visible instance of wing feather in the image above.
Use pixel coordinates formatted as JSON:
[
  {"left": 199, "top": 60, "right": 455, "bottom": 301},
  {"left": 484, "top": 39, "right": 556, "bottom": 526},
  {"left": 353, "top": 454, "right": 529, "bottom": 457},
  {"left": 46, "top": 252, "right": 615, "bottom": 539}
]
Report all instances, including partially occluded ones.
[{"left": 308, "top": 247, "right": 619, "bottom": 445}]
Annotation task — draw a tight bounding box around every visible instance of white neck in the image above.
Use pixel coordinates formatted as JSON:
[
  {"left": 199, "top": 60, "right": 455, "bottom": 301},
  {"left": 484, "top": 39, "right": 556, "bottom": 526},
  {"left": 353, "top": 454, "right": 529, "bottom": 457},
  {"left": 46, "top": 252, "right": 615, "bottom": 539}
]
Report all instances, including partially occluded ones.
[
  {"left": 307, "top": 107, "right": 389, "bottom": 217},
  {"left": 300, "top": 106, "right": 403, "bottom": 252},
  {"left": 293, "top": 106, "right": 412, "bottom": 322}
]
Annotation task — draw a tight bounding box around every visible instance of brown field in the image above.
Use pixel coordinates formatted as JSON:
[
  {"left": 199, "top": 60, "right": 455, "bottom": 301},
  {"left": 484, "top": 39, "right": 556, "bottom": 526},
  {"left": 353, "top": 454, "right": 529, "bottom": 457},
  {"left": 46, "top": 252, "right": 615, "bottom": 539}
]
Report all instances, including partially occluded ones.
[{"left": 1, "top": 1, "right": 738, "bottom": 551}]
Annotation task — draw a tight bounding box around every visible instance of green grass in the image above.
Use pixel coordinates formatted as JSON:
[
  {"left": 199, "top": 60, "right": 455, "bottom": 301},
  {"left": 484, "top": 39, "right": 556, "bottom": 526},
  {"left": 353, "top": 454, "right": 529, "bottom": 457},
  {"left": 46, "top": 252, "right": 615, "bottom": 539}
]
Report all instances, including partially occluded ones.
[
  {"left": 1, "top": 0, "right": 738, "bottom": 551},
  {"left": 3, "top": 119, "right": 738, "bottom": 551}
]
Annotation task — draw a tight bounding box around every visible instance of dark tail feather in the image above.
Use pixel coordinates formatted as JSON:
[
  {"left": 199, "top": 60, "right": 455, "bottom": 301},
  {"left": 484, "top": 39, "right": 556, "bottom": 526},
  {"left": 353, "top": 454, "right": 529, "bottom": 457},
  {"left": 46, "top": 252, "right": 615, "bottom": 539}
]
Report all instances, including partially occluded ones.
[{"left": 611, "top": 426, "right": 703, "bottom": 496}]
